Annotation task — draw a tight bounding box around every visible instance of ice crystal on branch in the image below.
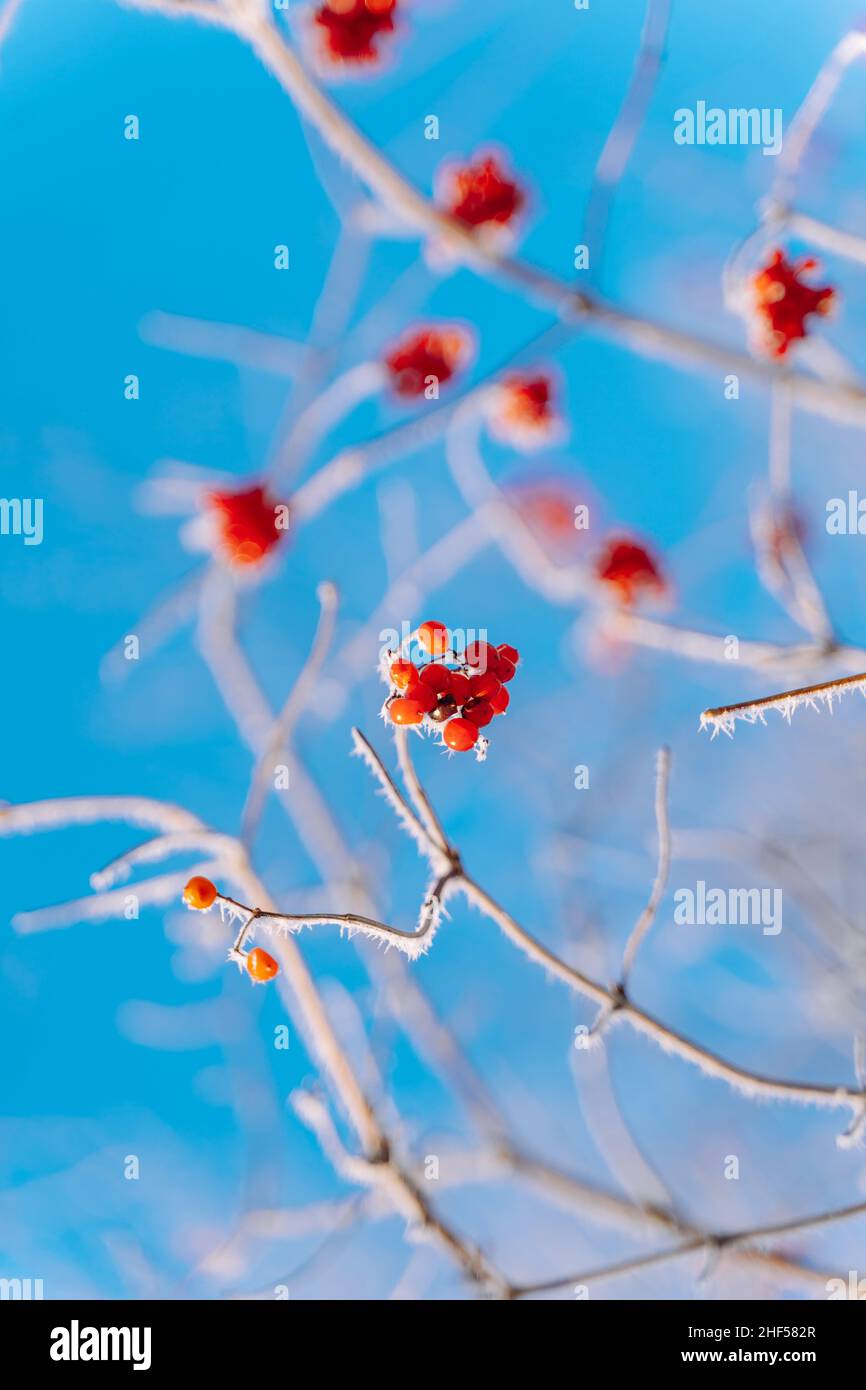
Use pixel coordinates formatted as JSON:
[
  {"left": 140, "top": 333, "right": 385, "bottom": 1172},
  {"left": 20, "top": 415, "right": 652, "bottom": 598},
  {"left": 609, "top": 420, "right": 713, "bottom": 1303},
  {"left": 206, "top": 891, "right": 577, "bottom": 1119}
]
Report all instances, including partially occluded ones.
[{"left": 701, "top": 671, "right": 866, "bottom": 738}]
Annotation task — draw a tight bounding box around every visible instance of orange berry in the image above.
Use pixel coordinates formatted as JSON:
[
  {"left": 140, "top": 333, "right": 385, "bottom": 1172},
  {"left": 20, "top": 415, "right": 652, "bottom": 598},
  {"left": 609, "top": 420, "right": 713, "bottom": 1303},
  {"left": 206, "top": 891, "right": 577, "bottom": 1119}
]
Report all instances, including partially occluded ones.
[
  {"left": 246, "top": 947, "right": 279, "bottom": 983},
  {"left": 489, "top": 685, "right": 510, "bottom": 715},
  {"left": 389, "top": 658, "right": 417, "bottom": 690},
  {"left": 443, "top": 717, "right": 479, "bottom": 752},
  {"left": 417, "top": 620, "right": 449, "bottom": 656},
  {"left": 183, "top": 876, "right": 217, "bottom": 910},
  {"left": 388, "top": 695, "right": 427, "bottom": 725}
]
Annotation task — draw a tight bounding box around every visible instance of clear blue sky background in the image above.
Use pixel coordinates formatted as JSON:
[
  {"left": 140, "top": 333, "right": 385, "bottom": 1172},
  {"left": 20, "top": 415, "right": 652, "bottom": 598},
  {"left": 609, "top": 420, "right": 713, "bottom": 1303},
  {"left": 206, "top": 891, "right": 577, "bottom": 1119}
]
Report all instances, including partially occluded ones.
[{"left": 2, "top": 0, "right": 866, "bottom": 1298}]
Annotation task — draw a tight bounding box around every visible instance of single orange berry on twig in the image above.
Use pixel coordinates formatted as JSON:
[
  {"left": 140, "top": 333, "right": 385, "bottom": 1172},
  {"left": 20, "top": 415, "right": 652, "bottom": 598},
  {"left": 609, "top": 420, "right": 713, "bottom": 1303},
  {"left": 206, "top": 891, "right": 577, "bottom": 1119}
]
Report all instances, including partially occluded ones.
[
  {"left": 246, "top": 947, "right": 280, "bottom": 984},
  {"left": 183, "top": 876, "right": 217, "bottom": 911}
]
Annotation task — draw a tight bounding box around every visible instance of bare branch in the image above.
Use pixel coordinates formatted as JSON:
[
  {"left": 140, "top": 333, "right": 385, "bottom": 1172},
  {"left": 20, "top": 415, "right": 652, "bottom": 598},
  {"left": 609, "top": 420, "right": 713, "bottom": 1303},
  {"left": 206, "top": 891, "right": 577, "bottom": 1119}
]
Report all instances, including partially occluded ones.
[
  {"left": 356, "top": 730, "right": 866, "bottom": 1120},
  {"left": 619, "top": 746, "right": 672, "bottom": 988},
  {"left": 241, "top": 580, "right": 340, "bottom": 847},
  {"left": 701, "top": 669, "right": 866, "bottom": 737}
]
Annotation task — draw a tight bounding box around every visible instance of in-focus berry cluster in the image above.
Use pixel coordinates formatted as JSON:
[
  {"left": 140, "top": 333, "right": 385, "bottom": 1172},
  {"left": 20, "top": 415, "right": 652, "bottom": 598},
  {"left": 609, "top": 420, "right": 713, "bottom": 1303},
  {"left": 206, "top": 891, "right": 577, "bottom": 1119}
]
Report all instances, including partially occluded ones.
[{"left": 383, "top": 620, "right": 520, "bottom": 758}]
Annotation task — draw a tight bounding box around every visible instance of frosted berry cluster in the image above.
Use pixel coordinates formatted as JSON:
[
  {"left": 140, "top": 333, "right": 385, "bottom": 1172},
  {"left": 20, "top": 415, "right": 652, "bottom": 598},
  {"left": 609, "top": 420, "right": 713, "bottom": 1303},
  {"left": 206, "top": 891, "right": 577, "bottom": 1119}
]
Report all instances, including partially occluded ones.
[{"left": 383, "top": 620, "right": 520, "bottom": 758}]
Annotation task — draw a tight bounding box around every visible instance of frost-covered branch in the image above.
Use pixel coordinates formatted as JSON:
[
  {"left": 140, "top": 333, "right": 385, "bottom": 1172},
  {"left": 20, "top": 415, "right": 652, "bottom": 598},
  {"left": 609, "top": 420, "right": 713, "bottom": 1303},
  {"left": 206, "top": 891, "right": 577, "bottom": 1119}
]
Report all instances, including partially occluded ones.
[
  {"left": 701, "top": 669, "right": 866, "bottom": 737},
  {"left": 619, "top": 746, "right": 672, "bottom": 987},
  {"left": 241, "top": 579, "right": 339, "bottom": 848},
  {"left": 355, "top": 727, "right": 866, "bottom": 1124}
]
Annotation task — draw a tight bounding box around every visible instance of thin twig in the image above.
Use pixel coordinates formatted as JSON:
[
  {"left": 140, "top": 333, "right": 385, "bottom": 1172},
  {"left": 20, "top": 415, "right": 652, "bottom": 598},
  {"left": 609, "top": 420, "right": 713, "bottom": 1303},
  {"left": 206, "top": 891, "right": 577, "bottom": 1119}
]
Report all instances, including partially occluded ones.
[
  {"left": 514, "top": 1195, "right": 866, "bottom": 1297},
  {"left": 211, "top": 877, "right": 458, "bottom": 962},
  {"left": 701, "top": 669, "right": 866, "bottom": 737},
  {"left": 241, "top": 580, "right": 339, "bottom": 848},
  {"left": 582, "top": 0, "right": 671, "bottom": 286},
  {"left": 619, "top": 746, "right": 672, "bottom": 988}
]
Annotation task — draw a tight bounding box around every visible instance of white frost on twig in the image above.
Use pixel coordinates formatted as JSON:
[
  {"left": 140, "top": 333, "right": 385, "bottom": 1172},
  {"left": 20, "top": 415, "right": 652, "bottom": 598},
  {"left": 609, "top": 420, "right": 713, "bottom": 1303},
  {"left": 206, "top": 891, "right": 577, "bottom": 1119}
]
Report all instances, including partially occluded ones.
[{"left": 701, "top": 671, "right": 866, "bottom": 738}]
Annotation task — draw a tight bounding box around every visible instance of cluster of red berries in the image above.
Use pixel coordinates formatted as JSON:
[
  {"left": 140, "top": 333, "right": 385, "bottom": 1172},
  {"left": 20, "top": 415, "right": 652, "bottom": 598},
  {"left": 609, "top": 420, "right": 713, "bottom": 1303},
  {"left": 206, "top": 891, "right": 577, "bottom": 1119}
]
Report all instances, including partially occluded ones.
[
  {"left": 183, "top": 876, "right": 280, "bottom": 984},
  {"left": 489, "top": 372, "right": 558, "bottom": 449},
  {"left": 205, "top": 483, "right": 289, "bottom": 568},
  {"left": 594, "top": 535, "right": 666, "bottom": 607},
  {"left": 437, "top": 152, "right": 526, "bottom": 234},
  {"left": 749, "top": 248, "right": 836, "bottom": 359},
  {"left": 382, "top": 329, "right": 558, "bottom": 445},
  {"left": 384, "top": 620, "right": 520, "bottom": 756},
  {"left": 384, "top": 325, "right": 471, "bottom": 398},
  {"left": 313, "top": 0, "right": 398, "bottom": 66}
]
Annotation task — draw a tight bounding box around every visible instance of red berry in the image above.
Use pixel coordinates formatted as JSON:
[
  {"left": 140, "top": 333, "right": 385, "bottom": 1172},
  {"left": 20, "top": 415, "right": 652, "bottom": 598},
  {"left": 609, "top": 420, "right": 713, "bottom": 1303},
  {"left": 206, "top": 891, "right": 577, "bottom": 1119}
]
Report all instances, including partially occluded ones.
[
  {"left": 469, "top": 670, "right": 502, "bottom": 700},
  {"left": 183, "top": 876, "right": 217, "bottom": 910},
  {"left": 749, "top": 248, "right": 836, "bottom": 359},
  {"left": 448, "top": 671, "right": 472, "bottom": 704},
  {"left": 496, "top": 656, "right": 516, "bottom": 683},
  {"left": 437, "top": 152, "right": 525, "bottom": 232},
  {"left": 463, "top": 697, "right": 494, "bottom": 728},
  {"left": 417, "top": 620, "right": 450, "bottom": 656},
  {"left": 388, "top": 695, "right": 427, "bottom": 725},
  {"left": 443, "top": 717, "right": 479, "bottom": 752},
  {"left": 389, "top": 658, "right": 417, "bottom": 690},
  {"left": 463, "top": 641, "right": 501, "bottom": 674},
  {"left": 405, "top": 681, "right": 437, "bottom": 713},
  {"left": 246, "top": 947, "right": 279, "bottom": 983},
  {"left": 313, "top": 0, "right": 398, "bottom": 66},
  {"left": 490, "top": 374, "right": 557, "bottom": 449},
  {"left": 206, "top": 484, "right": 289, "bottom": 567},
  {"left": 384, "top": 329, "right": 469, "bottom": 398},
  {"left": 595, "top": 535, "right": 666, "bottom": 607},
  {"left": 419, "top": 663, "right": 453, "bottom": 695},
  {"left": 489, "top": 685, "right": 510, "bottom": 716},
  {"left": 497, "top": 643, "right": 520, "bottom": 666}
]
